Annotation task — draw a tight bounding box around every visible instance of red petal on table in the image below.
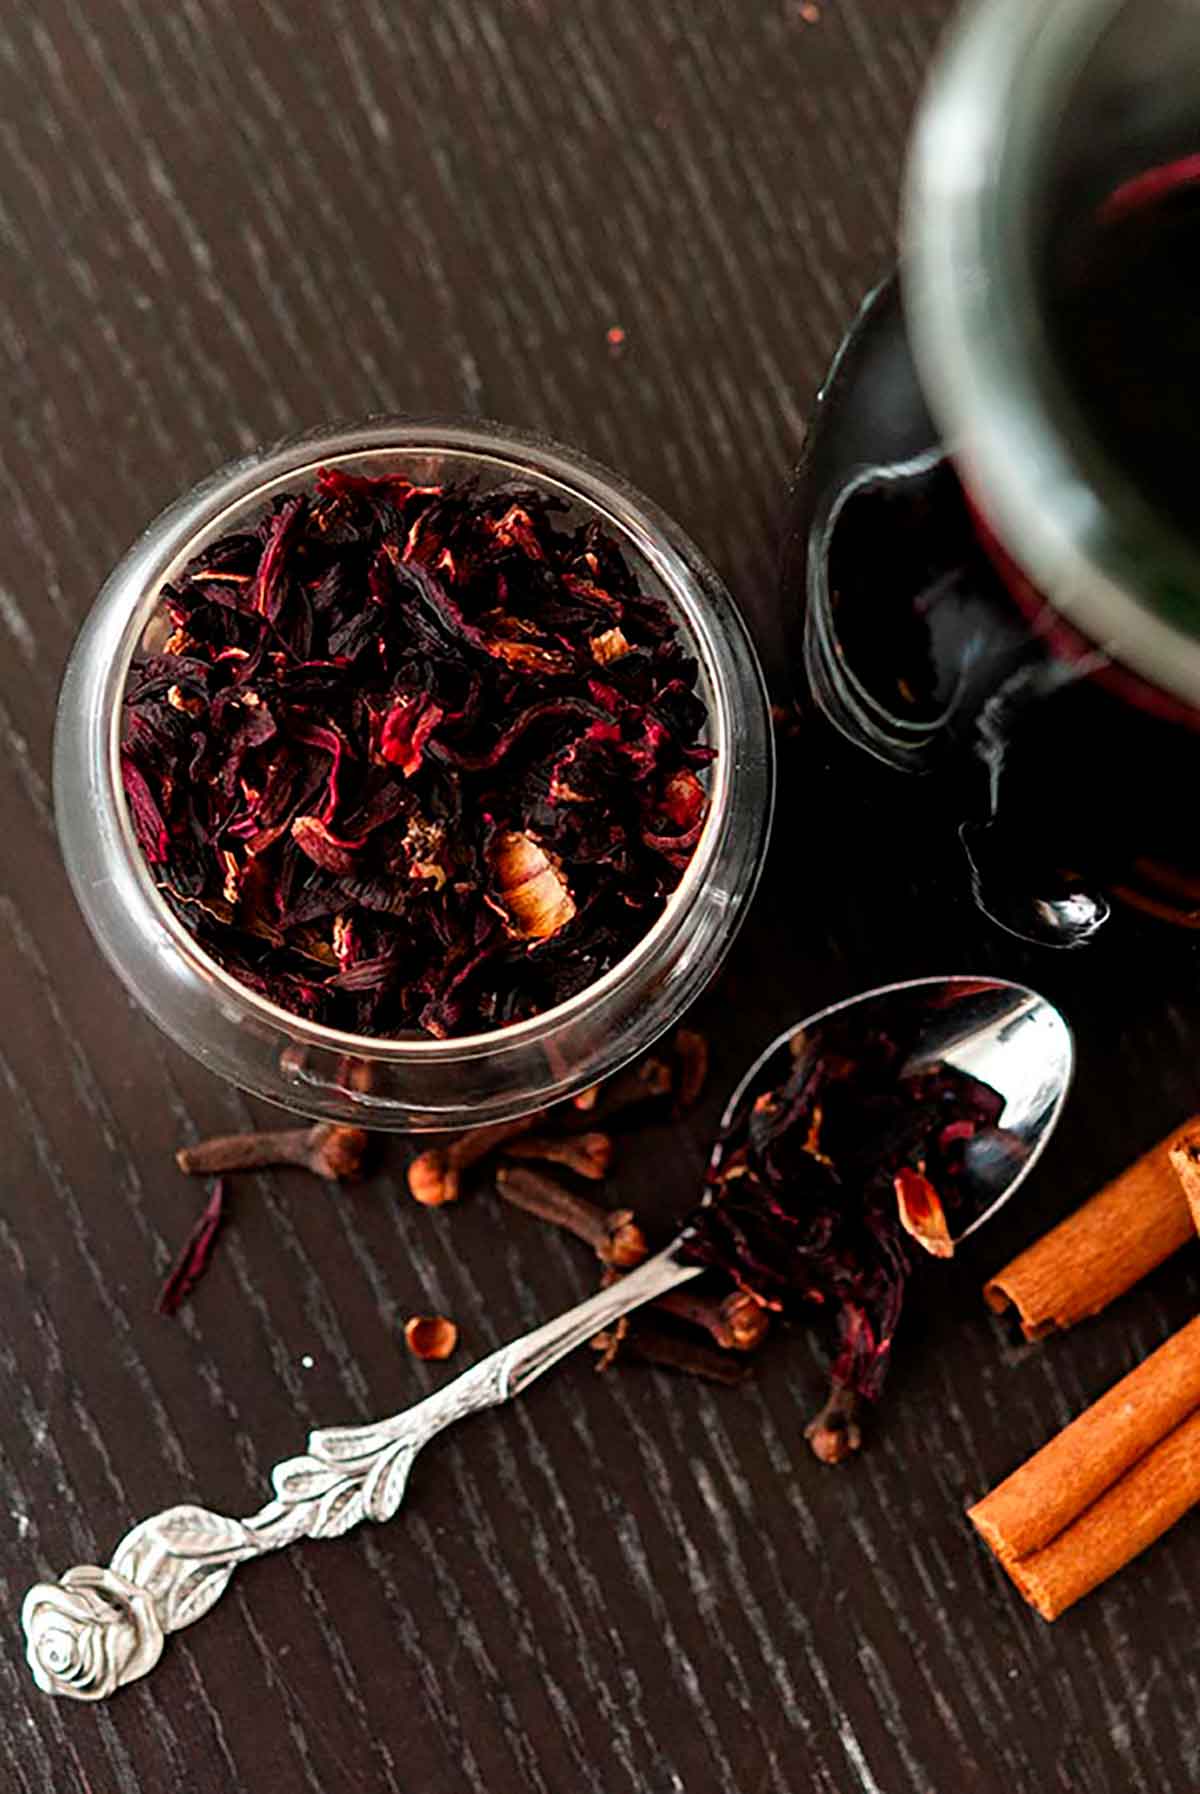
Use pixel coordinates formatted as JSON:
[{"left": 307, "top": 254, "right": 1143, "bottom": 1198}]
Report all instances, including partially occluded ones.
[{"left": 158, "top": 1178, "right": 229, "bottom": 1315}]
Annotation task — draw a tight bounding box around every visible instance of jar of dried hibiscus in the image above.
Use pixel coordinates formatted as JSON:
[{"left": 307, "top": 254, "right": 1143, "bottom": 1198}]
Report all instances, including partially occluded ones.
[{"left": 54, "top": 419, "right": 773, "bottom": 1129}]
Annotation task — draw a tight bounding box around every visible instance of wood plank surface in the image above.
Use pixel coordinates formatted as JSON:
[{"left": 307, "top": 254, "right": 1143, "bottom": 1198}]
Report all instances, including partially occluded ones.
[{"left": 2, "top": 2, "right": 1199, "bottom": 1790}]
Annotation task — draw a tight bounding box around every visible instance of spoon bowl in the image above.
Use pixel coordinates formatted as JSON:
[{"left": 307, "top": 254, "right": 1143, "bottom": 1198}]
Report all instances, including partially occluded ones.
[{"left": 709, "top": 974, "right": 1073, "bottom": 1247}]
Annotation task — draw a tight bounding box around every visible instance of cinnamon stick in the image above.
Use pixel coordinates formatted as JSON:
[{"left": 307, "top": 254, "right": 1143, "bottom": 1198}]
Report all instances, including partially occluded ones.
[
  {"left": 983, "top": 1120, "right": 1199, "bottom": 1338},
  {"left": 971, "top": 1314, "right": 1200, "bottom": 1558},
  {"left": 969, "top": 1316, "right": 1200, "bottom": 1619},
  {"left": 980, "top": 1408, "right": 1200, "bottom": 1621},
  {"left": 1168, "top": 1128, "right": 1200, "bottom": 1238}
]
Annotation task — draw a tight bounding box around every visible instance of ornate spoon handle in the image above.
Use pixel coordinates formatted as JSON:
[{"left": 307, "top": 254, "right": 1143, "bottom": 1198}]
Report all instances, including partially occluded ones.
[{"left": 22, "top": 1241, "right": 701, "bottom": 1701}]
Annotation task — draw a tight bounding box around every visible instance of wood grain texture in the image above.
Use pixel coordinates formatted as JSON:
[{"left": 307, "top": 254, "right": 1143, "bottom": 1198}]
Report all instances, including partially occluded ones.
[{"left": 2, "top": 0, "right": 1199, "bottom": 1789}]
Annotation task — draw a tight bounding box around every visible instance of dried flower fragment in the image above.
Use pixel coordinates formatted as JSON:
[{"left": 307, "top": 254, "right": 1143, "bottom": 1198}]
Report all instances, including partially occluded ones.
[
  {"left": 378, "top": 694, "right": 443, "bottom": 776},
  {"left": 290, "top": 815, "right": 363, "bottom": 877},
  {"left": 589, "top": 626, "right": 631, "bottom": 665},
  {"left": 158, "top": 1178, "right": 229, "bottom": 1315},
  {"left": 167, "top": 684, "right": 204, "bottom": 716},
  {"left": 403, "top": 1314, "right": 459, "bottom": 1360},
  {"left": 893, "top": 1167, "right": 954, "bottom": 1258},
  {"left": 486, "top": 831, "right": 576, "bottom": 941}
]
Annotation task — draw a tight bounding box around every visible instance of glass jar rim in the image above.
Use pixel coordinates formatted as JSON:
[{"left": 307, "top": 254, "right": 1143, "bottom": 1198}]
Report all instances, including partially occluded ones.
[
  {"left": 84, "top": 415, "right": 764, "bottom": 1064},
  {"left": 903, "top": 0, "right": 1200, "bottom": 711}
]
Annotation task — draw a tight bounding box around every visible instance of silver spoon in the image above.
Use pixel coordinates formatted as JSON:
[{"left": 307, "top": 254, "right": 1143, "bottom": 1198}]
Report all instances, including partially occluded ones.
[{"left": 22, "top": 974, "right": 1072, "bottom": 1701}]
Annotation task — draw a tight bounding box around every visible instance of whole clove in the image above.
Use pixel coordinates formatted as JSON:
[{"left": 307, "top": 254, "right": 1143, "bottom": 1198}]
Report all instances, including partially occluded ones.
[
  {"left": 591, "top": 1322, "right": 753, "bottom": 1386},
  {"left": 407, "top": 1115, "right": 541, "bottom": 1206},
  {"left": 671, "top": 1028, "right": 709, "bottom": 1115},
  {"left": 591, "top": 1314, "right": 630, "bottom": 1370},
  {"left": 654, "top": 1284, "right": 769, "bottom": 1352},
  {"left": 176, "top": 1123, "right": 368, "bottom": 1181},
  {"left": 495, "top": 1164, "right": 647, "bottom": 1267},
  {"left": 503, "top": 1131, "right": 612, "bottom": 1180},
  {"left": 599, "top": 1267, "right": 769, "bottom": 1352},
  {"left": 804, "top": 1386, "right": 864, "bottom": 1465},
  {"left": 570, "top": 1054, "right": 673, "bottom": 1122}
]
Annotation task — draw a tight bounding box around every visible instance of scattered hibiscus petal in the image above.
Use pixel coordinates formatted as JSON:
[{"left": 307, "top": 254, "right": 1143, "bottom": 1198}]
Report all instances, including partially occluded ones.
[
  {"left": 589, "top": 626, "right": 631, "bottom": 665},
  {"left": 158, "top": 1178, "right": 229, "bottom": 1315}
]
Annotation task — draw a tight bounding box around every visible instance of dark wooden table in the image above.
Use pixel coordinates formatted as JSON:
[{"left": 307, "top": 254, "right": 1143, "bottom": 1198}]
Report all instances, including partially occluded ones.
[{"left": 4, "top": 2, "right": 1200, "bottom": 1789}]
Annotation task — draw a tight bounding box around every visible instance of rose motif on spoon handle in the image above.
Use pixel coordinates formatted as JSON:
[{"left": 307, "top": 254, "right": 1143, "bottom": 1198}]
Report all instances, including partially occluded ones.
[{"left": 23, "top": 1568, "right": 165, "bottom": 1701}]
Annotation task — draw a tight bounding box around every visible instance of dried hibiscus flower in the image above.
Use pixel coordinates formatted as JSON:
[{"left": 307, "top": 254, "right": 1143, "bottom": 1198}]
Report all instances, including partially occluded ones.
[
  {"left": 158, "top": 1177, "right": 229, "bottom": 1315},
  {"left": 683, "top": 1029, "right": 1013, "bottom": 1456},
  {"left": 121, "top": 474, "right": 713, "bottom": 1037}
]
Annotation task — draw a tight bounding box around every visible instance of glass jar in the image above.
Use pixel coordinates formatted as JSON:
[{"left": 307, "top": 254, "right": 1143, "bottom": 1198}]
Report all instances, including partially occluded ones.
[{"left": 54, "top": 418, "right": 773, "bottom": 1130}]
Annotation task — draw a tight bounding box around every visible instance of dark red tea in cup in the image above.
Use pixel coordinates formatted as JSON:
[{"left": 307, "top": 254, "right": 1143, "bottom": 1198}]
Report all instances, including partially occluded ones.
[{"left": 792, "top": 143, "right": 1200, "bottom": 946}]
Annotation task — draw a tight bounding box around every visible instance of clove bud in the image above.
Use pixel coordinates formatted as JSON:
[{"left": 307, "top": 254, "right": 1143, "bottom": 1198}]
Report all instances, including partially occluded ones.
[
  {"left": 600, "top": 1269, "right": 770, "bottom": 1352},
  {"left": 591, "top": 1322, "right": 753, "bottom": 1386},
  {"left": 671, "top": 1028, "right": 709, "bottom": 1115},
  {"left": 407, "top": 1115, "right": 541, "bottom": 1206},
  {"left": 570, "top": 1054, "right": 672, "bottom": 1122},
  {"left": 653, "top": 1284, "right": 769, "bottom": 1352},
  {"left": 176, "top": 1123, "right": 368, "bottom": 1181},
  {"left": 804, "top": 1386, "right": 863, "bottom": 1466},
  {"left": 503, "top": 1131, "right": 612, "bottom": 1180},
  {"left": 495, "top": 1165, "right": 647, "bottom": 1267}
]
